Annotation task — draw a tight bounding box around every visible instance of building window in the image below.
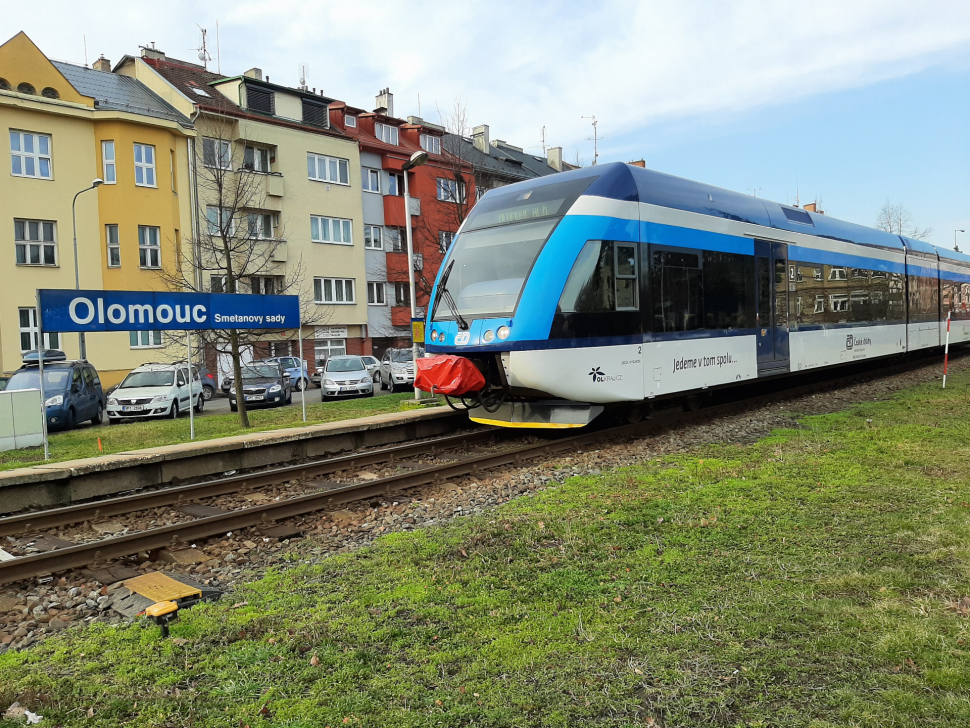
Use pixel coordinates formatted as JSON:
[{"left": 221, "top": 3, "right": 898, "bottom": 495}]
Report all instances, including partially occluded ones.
[
  {"left": 0, "top": 78, "right": 9, "bottom": 91},
  {"left": 106, "top": 224, "right": 120, "bottom": 267},
  {"left": 134, "top": 143, "right": 156, "bottom": 186},
  {"left": 250, "top": 276, "right": 281, "bottom": 295},
  {"left": 302, "top": 99, "right": 329, "bottom": 128},
  {"left": 314, "top": 338, "right": 346, "bottom": 366},
  {"left": 420, "top": 134, "right": 441, "bottom": 155},
  {"left": 438, "top": 231, "right": 455, "bottom": 254},
  {"left": 19, "top": 308, "right": 58, "bottom": 352},
  {"left": 206, "top": 206, "right": 235, "bottom": 236},
  {"left": 362, "top": 167, "right": 381, "bottom": 193},
  {"left": 246, "top": 87, "right": 275, "bottom": 115},
  {"left": 243, "top": 145, "right": 271, "bottom": 172},
  {"left": 387, "top": 173, "right": 404, "bottom": 197},
  {"left": 10, "top": 131, "right": 52, "bottom": 179},
  {"left": 248, "top": 212, "right": 274, "bottom": 239},
  {"left": 374, "top": 122, "right": 399, "bottom": 146},
  {"left": 101, "top": 140, "right": 116, "bottom": 183},
  {"left": 310, "top": 215, "right": 353, "bottom": 245},
  {"left": 138, "top": 225, "right": 161, "bottom": 268},
  {"left": 387, "top": 227, "right": 405, "bottom": 253},
  {"left": 314, "top": 277, "right": 355, "bottom": 304},
  {"left": 813, "top": 267, "right": 823, "bottom": 281},
  {"left": 814, "top": 295, "right": 824, "bottom": 314},
  {"left": 367, "top": 281, "right": 386, "bottom": 305},
  {"left": 828, "top": 267, "right": 847, "bottom": 281},
  {"left": 393, "top": 282, "right": 409, "bottom": 306},
  {"left": 476, "top": 185, "right": 489, "bottom": 201},
  {"left": 307, "top": 153, "right": 349, "bottom": 185},
  {"left": 14, "top": 219, "right": 56, "bottom": 266},
  {"left": 41, "top": 87, "right": 59, "bottom": 99},
  {"left": 16, "top": 83, "right": 35, "bottom": 95},
  {"left": 203, "top": 138, "right": 232, "bottom": 170},
  {"left": 130, "top": 330, "right": 163, "bottom": 349},
  {"left": 364, "top": 225, "right": 383, "bottom": 250},
  {"left": 210, "top": 275, "right": 226, "bottom": 293},
  {"left": 829, "top": 294, "right": 849, "bottom": 313},
  {"left": 345, "top": 115, "right": 357, "bottom": 128},
  {"left": 436, "top": 177, "right": 465, "bottom": 203}
]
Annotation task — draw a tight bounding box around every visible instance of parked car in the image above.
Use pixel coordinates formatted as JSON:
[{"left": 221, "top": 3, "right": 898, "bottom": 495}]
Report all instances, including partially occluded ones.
[
  {"left": 6, "top": 350, "right": 105, "bottom": 430},
  {"left": 360, "top": 355, "right": 381, "bottom": 381},
  {"left": 261, "top": 356, "right": 308, "bottom": 391},
  {"left": 228, "top": 361, "right": 292, "bottom": 412},
  {"left": 107, "top": 362, "right": 203, "bottom": 423},
  {"left": 379, "top": 348, "right": 418, "bottom": 392},
  {"left": 196, "top": 366, "right": 217, "bottom": 400},
  {"left": 321, "top": 356, "right": 374, "bottom": 400}
]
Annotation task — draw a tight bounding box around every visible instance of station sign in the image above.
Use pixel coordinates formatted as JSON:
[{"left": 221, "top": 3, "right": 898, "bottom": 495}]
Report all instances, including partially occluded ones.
[{"left": 38, "top": 289, "right": 301, "bottom": 333}]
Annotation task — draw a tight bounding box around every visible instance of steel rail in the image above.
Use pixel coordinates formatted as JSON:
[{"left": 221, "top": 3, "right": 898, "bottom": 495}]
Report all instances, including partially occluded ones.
[
  {"left": 0, "top": 350, "right": 958, "bottom": 586},
  {"left": 0, "top": 428, "right": 500, "bottom": 537}
]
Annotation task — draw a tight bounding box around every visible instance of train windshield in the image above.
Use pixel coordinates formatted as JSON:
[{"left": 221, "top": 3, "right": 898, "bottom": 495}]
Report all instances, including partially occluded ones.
[{"left": 436, "top": 177, "right": 595, "bottom": 319}]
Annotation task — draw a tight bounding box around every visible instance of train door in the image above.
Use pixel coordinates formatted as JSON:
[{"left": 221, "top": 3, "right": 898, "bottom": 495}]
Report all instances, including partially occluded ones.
[{"left": 755, "top": 240, "right": 790, "bottom": 374}]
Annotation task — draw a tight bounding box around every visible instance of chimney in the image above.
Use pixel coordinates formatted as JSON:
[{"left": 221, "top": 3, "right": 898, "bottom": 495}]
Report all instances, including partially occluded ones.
[
  {"left": 93, "top": 55, "right": 111, "bottom": 73},
  {"left": 628, "top": 159, "right": 646, "bottom": 168},
  {"left": 803, "top": 202, "right": 816, "bottom": 213},
  {"left": 244, "top": 68, "right": 263, "bottom": 81},
  {"left": 375, "top": 88, "right": 394, "bottom": 117},
  {"left": 472, "top": 124, "right": 490, "bottom": 154},
  {"left": 140, "top": 46, "right": 165, "bottom": 61},
  {"left": 547, "top": 146, "right": 563, "bottom": 172}
]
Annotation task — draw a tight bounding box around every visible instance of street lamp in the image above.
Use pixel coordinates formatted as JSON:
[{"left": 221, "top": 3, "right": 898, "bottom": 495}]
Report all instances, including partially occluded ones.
[
  {"left": 402, "top": 150, "right": 429, "bottom": 400},
  {"left": 956, "top": 229, "right": 965, "bottom": 252},
  {"left": 72, "top": 178, "right": 103, "bottom": 359}
]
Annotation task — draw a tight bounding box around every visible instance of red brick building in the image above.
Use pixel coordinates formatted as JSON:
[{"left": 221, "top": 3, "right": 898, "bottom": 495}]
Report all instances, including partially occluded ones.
[{"left": 329, "top": 90, "right": 475, "bottom": 357}]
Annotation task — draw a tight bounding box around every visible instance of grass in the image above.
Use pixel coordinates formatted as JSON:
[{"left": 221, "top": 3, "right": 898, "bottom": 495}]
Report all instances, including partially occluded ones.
[
  {"left": 3, "top": 374, "right": 970, "bottom": 726},
  {"left": 0, "top": 393, "right": 417, "bottom": 472}
]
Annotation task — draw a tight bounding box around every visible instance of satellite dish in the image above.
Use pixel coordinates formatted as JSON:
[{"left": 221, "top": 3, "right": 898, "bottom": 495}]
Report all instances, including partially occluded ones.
[{"left": 199, "top": 51, "right": 207, "bottom": 61}]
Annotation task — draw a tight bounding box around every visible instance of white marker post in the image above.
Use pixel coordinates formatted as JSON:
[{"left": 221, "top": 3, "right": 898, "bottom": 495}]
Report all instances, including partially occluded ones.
[
  {"left": 943, "top": 310, "right": 952, "bottom": 389},
  {"left": 35, "top": 289, "right": 49, "bottom": 461},
  {"left": 297, "top": 318, "right": 306, "bottom": 423},
  {"left": 186, "top": 331, "right": 195, "bottom": 440}
]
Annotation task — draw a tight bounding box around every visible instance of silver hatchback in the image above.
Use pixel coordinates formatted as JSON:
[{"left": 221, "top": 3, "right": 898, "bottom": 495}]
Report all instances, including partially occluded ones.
[{"left": 321, "top": 355, "right": 375, "bottom": 400}]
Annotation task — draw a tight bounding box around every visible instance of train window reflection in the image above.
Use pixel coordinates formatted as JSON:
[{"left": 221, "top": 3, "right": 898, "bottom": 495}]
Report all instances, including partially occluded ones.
[
  {"left": 652, "top": 248, "right": 702, "bottom": 332},
  {"left": 559, "top": 240, "right": 616, "bottom": 313}
]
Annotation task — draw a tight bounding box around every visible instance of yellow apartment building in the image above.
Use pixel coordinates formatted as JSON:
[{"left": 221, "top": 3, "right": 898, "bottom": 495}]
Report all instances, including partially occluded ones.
[
  {"left": 117, "top": 49, "right": 368, "bottom": 382},
  {"left": 0, "top": 32, "right": 195, "bottom": 387}
]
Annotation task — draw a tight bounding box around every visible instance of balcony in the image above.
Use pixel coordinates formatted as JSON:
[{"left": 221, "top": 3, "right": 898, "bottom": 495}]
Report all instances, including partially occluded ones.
[
  {"left": 251, "top": 173, "right": 284, "bottom": 211},
  {"left": 383, "top": 194, "right": 421, "bottom": 228}
]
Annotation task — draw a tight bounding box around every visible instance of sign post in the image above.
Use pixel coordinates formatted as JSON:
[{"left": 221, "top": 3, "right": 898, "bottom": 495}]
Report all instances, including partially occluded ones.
[
  {"left": 297, "top": 316, "right": 306, "bottom": 423},
  {"left": 943, "top": 310, "right": 952, "bottom": 389},
  {"left": 34, "top": 289, "right": 50, "bottom": 461},
  {"left": 37, "top": 289, "right": 302, "bottom": 450},
  {"left": 186, "top": 331, "right": 195, "bottom": 440}
]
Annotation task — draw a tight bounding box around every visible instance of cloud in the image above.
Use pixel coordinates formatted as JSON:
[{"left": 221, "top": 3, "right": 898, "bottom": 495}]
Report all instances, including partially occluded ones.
[{"left": 3, "top": 0, "right": 969, "bottom": 157}]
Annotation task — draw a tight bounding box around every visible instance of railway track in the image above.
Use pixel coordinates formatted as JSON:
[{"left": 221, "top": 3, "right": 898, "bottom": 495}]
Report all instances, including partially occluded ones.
[{"left": 0, "top": 351, "right": 956, "bottom": 587}]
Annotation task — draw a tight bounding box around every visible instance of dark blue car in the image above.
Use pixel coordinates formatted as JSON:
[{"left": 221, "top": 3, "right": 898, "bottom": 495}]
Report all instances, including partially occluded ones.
[{"left": 6, "top": 351, "right": 105, "bottom": 430}]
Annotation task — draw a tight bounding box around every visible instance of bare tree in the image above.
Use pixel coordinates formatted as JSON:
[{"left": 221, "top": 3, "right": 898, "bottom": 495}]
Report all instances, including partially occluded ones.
[
  {"left": 570, "top": 149, "right": 588, "bottom": 168},
  {"left": 161, "top": 120, "right": 322, "bottom": 427},
  {"left": 876, "top": 201, "right": 933, "bottom": 240}
]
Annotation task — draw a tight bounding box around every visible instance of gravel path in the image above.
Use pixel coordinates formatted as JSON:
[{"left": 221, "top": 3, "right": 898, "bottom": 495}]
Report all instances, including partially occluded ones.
[{"left": 0, "top": 354, "right": 962, "bottom": 653}]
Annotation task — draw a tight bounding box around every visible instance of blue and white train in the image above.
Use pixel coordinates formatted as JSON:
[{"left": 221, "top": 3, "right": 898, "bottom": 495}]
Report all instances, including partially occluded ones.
[{"left": 425, "top": 163, "right": 970, "bottom": 428}]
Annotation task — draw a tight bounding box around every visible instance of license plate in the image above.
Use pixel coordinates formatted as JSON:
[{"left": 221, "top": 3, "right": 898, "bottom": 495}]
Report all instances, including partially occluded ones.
[
  {"left": 121, "top": 406, "right": 144, "bottom": 412},
  {"left": 340, "top": 386, "right": 356, "bottom": 392},
  {"left": 245, "top": 395, "right": 264, "bottom": 401}
]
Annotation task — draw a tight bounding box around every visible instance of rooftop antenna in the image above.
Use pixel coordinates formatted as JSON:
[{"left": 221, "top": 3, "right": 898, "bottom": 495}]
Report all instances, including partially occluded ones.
[
  {"left": 795, "top": 171, "right": 800, "bottom": 208},
  {"left": 216, "top": 20, "right": 221, "bottom": 74},
  {"left": 192, "top": 25, "right": 211, "bottom": 70},
  {"left": 582, "top": 115, "right": 603, "bottom": 166},
  {"left": 541, "top": 126, "right": 547, "bottom": 156},
  {"left": 298, "top": 63, "right": 308, "bottom": 91},
  {"left": 749, "top": 187, "right": 761, "bottom": 197},
  {"left": 417, "top": 92, "right": 421, "bottom": 117},
  {"left": 83, "top": 34, "right": 88, "bottom": 67}
]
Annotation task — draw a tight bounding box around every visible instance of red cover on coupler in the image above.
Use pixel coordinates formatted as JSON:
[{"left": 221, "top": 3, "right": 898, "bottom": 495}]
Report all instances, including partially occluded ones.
[{"left": 415, "top": 355, "right": 486, "bottom": 396}]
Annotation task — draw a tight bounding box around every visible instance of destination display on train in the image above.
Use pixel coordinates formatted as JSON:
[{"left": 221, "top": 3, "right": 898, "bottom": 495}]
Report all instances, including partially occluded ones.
[{"left": 474, "top": 198, "right": 566, "bottom": 228}]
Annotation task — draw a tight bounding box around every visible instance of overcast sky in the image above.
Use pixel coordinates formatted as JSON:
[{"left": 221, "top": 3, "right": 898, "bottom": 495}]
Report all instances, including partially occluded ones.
[{"left": 3, "top": 0, "right": 968, "bottom": 248}]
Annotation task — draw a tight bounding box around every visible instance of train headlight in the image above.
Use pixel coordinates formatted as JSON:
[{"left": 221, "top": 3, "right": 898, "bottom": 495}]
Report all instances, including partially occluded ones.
[
  {"left": 483, "top": 329, "right": 495, "bottom": 343},
  {"left": 497, "top": 326, "right": 510, "bottom": 340},
  {"left": 430, "top": 329, "right": 439, "bottom": 342}
]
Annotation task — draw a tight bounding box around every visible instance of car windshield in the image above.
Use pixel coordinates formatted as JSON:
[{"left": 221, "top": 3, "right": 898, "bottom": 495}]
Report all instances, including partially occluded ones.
[
  {"left": 241, "top": 364, "right": 280, "bottom": 379},
  {"left": 6, "top": 368, "right": 71, "bottom": 391},
  {"left": 120, "top": 371, "right": 174, "bottom": 388},
  {"left": 327, "top": 357, "right": 364, "bottom": 372},
  {"left": 389, "top": 350, "right": 413, "bottom": 363}
]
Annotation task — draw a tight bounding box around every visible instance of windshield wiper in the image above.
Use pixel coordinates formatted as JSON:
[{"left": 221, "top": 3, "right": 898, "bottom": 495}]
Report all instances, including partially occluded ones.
[{"left": 431, "top": 260, "right": 469, "bottom": 331}]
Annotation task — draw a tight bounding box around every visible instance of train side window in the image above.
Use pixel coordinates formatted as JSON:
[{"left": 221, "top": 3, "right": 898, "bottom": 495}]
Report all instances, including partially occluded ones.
[
  {"left": 888, "top": 273, "right": 906, "bottom": 321},
  {"left": 651, "top": 248, "right": 702, "bottom": 332},
  {"left": 558, "top": 240, "right": 615, "bottom": 313},
  {"left": 870, "top": 270, "right": 889, "bottom": 322},
  {"left": 703, "top": 251, "right": 751, "bottom": 329},
  {"left": 794, "top": 265, "right": 824, "bottom": 327},
  {"left": 823, "top": 265, "right": 850, "bottom": 324},
  {"left": 615, "top": 243, "right": 638, "bottom": 310},
  {"left": 849, "top": 269, "right": 871, "bottom": 322}
]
